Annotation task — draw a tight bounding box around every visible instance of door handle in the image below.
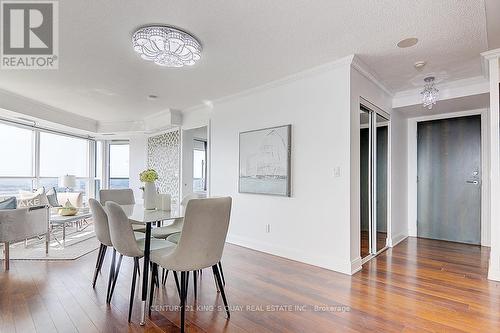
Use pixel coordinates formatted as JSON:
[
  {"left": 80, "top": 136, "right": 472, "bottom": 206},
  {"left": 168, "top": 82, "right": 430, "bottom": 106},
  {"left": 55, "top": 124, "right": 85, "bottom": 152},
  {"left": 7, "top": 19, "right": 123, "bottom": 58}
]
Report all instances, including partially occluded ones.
[{"left": 466, "top": 180, "right": 479, "bottom": 185}]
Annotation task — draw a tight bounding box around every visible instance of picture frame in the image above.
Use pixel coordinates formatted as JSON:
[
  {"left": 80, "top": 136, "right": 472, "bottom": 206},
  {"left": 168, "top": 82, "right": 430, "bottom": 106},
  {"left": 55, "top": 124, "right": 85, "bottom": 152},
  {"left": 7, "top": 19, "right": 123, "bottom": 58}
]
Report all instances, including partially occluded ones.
[{"left": 239, "top": 124, "right": 291, "bottom": 196}]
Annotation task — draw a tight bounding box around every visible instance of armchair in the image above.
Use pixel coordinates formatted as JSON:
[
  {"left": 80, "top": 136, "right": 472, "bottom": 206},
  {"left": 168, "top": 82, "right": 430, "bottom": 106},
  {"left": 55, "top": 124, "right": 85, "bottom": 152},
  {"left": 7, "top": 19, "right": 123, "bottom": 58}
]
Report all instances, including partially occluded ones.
[{"left": 0, "top": 206, "right": 50, "bottom": 270}]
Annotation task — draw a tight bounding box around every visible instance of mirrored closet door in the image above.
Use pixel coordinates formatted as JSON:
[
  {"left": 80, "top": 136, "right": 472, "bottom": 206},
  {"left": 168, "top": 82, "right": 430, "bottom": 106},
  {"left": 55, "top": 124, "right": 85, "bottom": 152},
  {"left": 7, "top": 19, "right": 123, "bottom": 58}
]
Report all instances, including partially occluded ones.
[{"left": 359, "top": 103, "right": 390, "bottom": 260}]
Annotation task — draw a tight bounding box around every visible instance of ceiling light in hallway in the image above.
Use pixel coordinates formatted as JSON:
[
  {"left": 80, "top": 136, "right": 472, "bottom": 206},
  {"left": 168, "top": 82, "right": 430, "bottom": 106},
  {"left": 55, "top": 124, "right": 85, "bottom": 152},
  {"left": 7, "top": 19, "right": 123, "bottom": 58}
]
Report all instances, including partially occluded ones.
[
  {"left": 421, "top": 76, "right": 439, "bottom": 109},
  {"left": 132, "top": 25, "right": 202, "bottom": 67},
  {"left": 397, "top": 37, "right": 418, "bottom": 48}
]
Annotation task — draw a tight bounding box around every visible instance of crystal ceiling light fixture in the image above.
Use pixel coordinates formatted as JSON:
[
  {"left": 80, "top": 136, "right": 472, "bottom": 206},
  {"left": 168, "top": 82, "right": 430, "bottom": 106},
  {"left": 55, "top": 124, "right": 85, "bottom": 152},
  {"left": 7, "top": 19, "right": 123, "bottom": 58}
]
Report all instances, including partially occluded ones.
[
  {"left": 421, "top": 76, "right": 439, "bottom": 110},
  {"left": 132, "top": 25, "right": 202, "bottom": 67}
]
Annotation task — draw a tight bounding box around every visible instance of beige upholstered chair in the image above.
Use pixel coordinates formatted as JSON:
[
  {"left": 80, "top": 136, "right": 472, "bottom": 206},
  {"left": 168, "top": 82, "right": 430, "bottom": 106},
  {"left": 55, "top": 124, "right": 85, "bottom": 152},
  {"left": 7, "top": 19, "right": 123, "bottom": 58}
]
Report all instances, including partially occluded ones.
[
  {"left": 99, "top": 189, "right": 145, "bottom": 233},
  {"left": 0, "top": 206, "right": 49, "bottom": 270},
  {"left": 99, "top": 189, "right": 135, "bottom": 205},
  {"left": 89, "top": 199, "right": 145, "bottom": 294},
  {"left": 89, "top": 199, "right": 112, "bottom": 290},
  {"left": 105, "top": 201, "right": 175, "bottom": 322},
  {"left": 149, "top": 197, "right": 232, "bottom": 333},
  {"left": 152, "top": 192, "right": 205, "bottom": 239}
]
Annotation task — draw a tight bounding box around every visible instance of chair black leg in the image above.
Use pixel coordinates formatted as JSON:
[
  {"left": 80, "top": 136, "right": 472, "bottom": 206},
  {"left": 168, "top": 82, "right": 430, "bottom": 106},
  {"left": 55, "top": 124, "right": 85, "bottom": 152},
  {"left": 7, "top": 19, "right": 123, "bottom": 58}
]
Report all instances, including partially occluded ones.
[
  {"left": 108, "top": 254, "right": 123, "bottom": 303},
  {"left": 180, "top": 271, "right": 186, "bottom": 333},
  {"left": 173, "top": 271, "right": 181, "bottom": 296},
  {"left": 92, "top": 243, "right": 104, "bottom": 288},
  {"left": 185, "top": 271, "right": 190, "bottom": 302},
  {"left": 98, "top": 246, "right": 107, "bottom": 275},
  {"left": 106, "top": 248, "right": 116, "bottom": 304},
  {"left": 148, "top": 263, "right": 158, "bottom": 316},
  {"left": 213, "top": 269, "right": 220, "bottom": 293},
  {"left": 129, "top": 257, "right": 139, "bottom": 322},
  {"left": 162, "top": 269, "right": 169, "bottom": 285},
  {"left": 218, "top": 261, "right": 226, "bottom": 286},
  {"left": 212, "top": 265, "right": 230, "bottom": 319},
  {"left": 193, "top": 270, "right": 198, "bottom": 300}
]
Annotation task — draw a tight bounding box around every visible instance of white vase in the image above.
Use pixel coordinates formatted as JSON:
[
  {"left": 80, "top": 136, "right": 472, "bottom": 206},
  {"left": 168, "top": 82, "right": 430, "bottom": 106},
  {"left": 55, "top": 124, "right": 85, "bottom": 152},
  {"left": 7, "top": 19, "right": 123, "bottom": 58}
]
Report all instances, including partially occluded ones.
[{"left": 143, "top": 182, "right": 157, "bottom": 210}]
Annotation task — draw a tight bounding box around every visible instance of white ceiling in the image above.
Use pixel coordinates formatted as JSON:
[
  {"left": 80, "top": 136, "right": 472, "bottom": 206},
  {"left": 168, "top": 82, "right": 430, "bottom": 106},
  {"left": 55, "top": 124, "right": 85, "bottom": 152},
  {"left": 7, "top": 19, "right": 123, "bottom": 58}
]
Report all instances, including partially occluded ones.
[
  {"left": 395, "top": 93, "right": 490, "bottom": 118},
  {"left": 0, "top": 0, "right": 494, "bottom": 122}
]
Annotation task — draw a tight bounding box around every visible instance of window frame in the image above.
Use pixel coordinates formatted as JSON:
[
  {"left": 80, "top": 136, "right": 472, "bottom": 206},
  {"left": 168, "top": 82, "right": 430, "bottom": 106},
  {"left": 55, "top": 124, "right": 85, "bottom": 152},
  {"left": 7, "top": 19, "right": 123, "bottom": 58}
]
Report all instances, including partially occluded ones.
[
  {"left": 0, "top": 118, "right": 97, "bottom": 203},
  {"left": 107, "top": 140, "right": 130, "bottom": 189}
]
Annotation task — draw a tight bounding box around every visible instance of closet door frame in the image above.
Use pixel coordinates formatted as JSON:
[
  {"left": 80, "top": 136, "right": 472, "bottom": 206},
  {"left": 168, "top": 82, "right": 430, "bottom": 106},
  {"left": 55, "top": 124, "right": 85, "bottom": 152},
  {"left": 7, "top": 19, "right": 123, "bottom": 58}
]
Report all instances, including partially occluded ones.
[{"left": 360, "top": 98, "right": 391, "bottom": 263}]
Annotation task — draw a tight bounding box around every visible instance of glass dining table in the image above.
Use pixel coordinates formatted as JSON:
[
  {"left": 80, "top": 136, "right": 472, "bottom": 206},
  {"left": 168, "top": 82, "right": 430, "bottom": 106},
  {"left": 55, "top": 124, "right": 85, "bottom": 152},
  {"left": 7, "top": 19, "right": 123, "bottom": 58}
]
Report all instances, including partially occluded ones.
[{"left": 120, "top": 204, "right": 184, "bottom": 325}]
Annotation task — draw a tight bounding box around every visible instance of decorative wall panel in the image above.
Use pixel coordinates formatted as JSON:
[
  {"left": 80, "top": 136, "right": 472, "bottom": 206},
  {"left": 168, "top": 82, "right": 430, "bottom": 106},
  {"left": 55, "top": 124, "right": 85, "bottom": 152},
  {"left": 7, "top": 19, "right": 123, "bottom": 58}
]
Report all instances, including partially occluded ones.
[{"left": 147, "top": 130, "right": 180, "bottom": 206}]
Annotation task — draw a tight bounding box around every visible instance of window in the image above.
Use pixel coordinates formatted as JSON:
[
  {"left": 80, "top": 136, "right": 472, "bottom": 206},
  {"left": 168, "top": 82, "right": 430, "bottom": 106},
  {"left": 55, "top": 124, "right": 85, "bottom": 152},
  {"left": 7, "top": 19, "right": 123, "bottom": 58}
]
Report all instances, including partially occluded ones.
[
  {"left": 40, "top": 132, "right": 89, "bottom": 177},
  {"left": 109, "top": 143, "right": 129, "bottom": 189},
  {"left": 0, "top": 123, "right": 34, "bottom": 195},
  {"left": 0, "top": 121, "right": 94, "bottom": 202},
  {"left": 39, "top": 132, "right": 90, "bottom": 202}
]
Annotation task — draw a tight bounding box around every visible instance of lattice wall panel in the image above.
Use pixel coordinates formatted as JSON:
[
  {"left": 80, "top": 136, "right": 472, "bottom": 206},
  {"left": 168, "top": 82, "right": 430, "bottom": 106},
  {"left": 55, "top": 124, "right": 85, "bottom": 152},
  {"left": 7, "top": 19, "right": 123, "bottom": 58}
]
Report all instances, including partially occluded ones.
[{"left": 147, "top": 130, "right": 180, "bottom": 206}]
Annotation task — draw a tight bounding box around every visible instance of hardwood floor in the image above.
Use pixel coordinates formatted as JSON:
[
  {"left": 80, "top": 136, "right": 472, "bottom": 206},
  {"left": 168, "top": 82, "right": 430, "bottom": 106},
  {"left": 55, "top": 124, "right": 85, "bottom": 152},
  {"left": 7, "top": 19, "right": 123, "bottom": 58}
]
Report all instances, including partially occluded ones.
[
  {"left": 1, "top": 237, "right": 499, "bottom": 332},
  {"left": 360, "top": 230, "right": 387, "bottom": 258}
]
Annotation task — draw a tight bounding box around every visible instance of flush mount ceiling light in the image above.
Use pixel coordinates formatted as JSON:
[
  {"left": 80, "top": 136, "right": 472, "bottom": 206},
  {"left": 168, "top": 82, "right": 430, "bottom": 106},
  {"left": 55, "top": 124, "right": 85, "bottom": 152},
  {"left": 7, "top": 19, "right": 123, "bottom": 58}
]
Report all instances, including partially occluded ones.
[
  {"left": 397, "top": 37, "right": 418, "bottom": 48},
  {"left": 421, "top": 76, "right": 439, "bottom": 110},
  {"left": 132, "top": 25, "right": 202, "bottom": 67}
]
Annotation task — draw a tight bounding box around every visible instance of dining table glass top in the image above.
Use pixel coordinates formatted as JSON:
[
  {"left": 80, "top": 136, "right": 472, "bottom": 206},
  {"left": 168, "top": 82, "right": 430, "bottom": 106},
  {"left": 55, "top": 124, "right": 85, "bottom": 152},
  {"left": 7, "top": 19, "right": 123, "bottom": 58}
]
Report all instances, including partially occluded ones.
[{"left": 120, "top": 204, "right": 183, "bottom": 224}]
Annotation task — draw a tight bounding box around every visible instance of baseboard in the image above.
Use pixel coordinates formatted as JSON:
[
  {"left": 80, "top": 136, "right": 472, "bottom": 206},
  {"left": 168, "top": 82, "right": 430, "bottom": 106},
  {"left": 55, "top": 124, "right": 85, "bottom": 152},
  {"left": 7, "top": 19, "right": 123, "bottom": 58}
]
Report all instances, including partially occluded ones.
[
  {"left": 350, "top": 257, "right": 362, "bottom": 275},
  {"left": 226, "top": 234, "right": 352, "bottom": 275},
  {"left": 389, "top": 233, "right": 408, "bottom": 247},
  {"left": 488, "top": 259, "right": 500, "bottom": 281}
]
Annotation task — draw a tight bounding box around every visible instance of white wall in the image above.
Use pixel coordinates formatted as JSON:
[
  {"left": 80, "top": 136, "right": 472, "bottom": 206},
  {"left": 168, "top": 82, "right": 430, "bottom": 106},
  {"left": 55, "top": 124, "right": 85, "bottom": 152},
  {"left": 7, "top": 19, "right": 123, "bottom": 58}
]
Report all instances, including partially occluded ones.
[
  {"left": 390, "top": 111, "right": 408, "bottom": 245},
  {"left": 349, "top": 64, "right": 394, "bottom": 272},
  {"left": 207, "top": 59, "right": 353, "bottom": 274},
  {"left": 484, "top": 53, "right": 500, "bottom": 281},
  {"left": 129, "top": 135, "right": 148, "bottom": 200}
]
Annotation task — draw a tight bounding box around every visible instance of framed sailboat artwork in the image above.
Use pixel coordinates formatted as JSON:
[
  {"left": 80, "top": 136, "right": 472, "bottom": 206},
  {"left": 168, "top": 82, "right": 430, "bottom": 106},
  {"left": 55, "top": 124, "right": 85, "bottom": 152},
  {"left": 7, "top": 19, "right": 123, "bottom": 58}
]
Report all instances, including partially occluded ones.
[{"left": 239, "top": 125, "right": 291, "bottom": 196}]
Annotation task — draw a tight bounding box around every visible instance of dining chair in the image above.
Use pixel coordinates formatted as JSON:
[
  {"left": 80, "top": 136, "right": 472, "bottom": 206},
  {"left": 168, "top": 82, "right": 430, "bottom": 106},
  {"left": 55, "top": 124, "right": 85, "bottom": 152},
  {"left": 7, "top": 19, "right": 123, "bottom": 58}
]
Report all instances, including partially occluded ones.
[
  {"left": 100, "top": 189, "right": 146, "bottom": 233},
  {"left": 105, "top": 201, "right": 176, "bottom": 322},
  {"left": 149, "top": 197, "right": 232, "bottom": 333},
  {"left": 100, "top": 189, "right": 135, "bottom": 205},
  {"left": 151, "top": 192, "right": 205, "bottom": 240},
  {"left": 165, "top": 231, "right": 226, "bottom": 298},
  {"left": 89, "top": 199, "right": 146, "bottom": 300},
  {"left": 153, "top": 193, "right": 206, "bottom": 287},
  {"left": 89, "top": 199, "right": 113, "bottom": 292}
]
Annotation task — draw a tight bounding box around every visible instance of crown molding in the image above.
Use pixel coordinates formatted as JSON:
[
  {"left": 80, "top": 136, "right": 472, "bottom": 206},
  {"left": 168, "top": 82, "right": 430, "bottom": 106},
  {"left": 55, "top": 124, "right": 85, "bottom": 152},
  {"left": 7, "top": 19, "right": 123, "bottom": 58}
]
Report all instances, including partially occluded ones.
[
  {"left": 481, "top": 48, "right": 500, "bottom": 78},
  {"left": 143, "top": 109, "right": 182, "bottom": 133},
  {"left": 351, "top": 55, "right": 393, "bottom": 97}
]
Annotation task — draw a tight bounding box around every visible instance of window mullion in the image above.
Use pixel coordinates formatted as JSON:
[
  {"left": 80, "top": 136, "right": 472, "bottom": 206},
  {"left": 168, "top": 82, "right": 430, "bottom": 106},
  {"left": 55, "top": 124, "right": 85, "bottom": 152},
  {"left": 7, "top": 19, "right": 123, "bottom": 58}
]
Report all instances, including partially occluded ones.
[{"left": 34, "top": 130, "right": 40, "bottom": 190}]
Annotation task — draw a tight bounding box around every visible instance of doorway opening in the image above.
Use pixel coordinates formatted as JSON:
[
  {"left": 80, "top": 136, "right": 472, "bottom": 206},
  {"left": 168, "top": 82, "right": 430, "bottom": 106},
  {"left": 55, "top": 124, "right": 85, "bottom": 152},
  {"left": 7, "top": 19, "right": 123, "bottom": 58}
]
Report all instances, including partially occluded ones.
[
  {"left": 417, "top": 115, "right": 481, "bottom": 245},
  {"left": 182, "top": 126, "right": 208, "bottom": 198},
  {"left": 360, "top": 101, "right": 390, "bottom": 261}
]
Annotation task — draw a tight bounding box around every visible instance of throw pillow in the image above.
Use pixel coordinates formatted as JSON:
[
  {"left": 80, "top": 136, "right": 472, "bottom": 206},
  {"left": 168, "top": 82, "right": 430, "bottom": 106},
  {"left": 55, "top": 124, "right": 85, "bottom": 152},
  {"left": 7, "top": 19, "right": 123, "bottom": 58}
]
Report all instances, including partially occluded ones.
[
  {"left": 17, "top": 188, "right": 49, "bottom": 208},
  {"left": 0, "top": 196, "right": 17, "bottom": 209},
  {"left": 46, "top": 187, "right": 61, "bottom": 207}
]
